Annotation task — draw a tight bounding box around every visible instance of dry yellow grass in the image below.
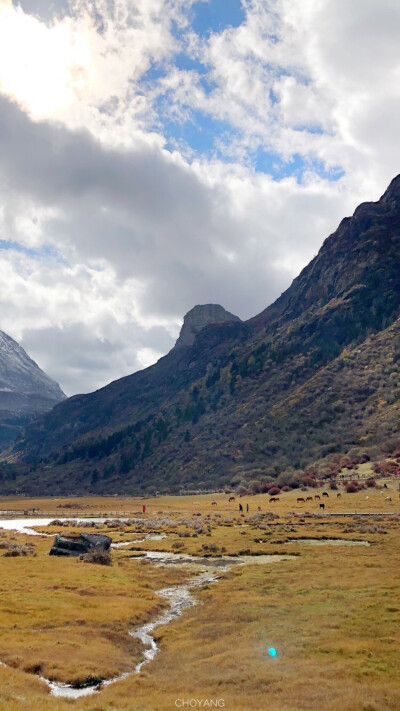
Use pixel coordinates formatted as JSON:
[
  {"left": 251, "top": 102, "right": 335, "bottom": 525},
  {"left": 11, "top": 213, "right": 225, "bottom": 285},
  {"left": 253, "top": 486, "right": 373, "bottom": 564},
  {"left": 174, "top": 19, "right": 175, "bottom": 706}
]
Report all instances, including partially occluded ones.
[
  {"left": 0, "top": 487, "right": 399, "bottom": 711},
  {"left": 0, "top": 532, "right": 187, "bottom": 686}
]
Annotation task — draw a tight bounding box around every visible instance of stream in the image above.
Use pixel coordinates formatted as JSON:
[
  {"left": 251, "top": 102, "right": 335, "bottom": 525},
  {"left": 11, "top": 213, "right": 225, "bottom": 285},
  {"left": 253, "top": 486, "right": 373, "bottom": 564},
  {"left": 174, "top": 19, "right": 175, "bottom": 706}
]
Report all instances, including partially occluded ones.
[
  {"left": 0, "top": 517, "right": 294, "bottom": 699},
  {"left": 42, "top": 567, "right": 220, "bottom": 699}
]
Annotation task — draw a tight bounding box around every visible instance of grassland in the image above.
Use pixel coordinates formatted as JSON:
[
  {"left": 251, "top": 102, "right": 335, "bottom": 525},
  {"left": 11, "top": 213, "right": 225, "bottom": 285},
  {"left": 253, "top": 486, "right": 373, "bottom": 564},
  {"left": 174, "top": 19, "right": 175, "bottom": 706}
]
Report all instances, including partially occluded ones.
[{"left": 0, "top": 484, "right": 399, "bottom": 711}]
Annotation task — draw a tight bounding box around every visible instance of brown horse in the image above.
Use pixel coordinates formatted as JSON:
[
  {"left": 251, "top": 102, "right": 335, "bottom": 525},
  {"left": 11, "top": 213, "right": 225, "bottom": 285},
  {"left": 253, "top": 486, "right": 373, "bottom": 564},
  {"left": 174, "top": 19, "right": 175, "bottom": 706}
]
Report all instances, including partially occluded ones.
[
  {"left": 211, "top": 501, "right": 217, "bottom": 506},
  {"left": 269, "top": 497, "right": 279, "bottom": 503},
  {"left": 306, "top": 496, "right": 313, "bottom": 502},
  {"left": 228, "top": 497, "right": 235, "bottom": 502},
  {"left": 314, "top": 495, "right": 321, "bottom": 500},
  {"left": 337, "top": 493, "right": 342, "bottom": 498},
  {"left": 322, "top": 492, "right": 329, "bottom": 498},
  {"left": 297, "top": 497, "right": 305, "bottom": 503}
]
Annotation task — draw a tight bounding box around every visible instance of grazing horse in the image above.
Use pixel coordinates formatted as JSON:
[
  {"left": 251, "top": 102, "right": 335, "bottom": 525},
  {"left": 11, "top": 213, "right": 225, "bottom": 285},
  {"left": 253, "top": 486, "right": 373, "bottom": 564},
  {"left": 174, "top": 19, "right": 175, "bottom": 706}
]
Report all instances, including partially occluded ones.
[
  {"left": 269, "top": 497, "right": 279, "bottom": 503},
  {"left": 319, "top": 503, "right": 325, "bottom": 510},
  {"left": 211, "top": 501, "right": 217, "bottom": 506},
  {"left": 322, "top": 492, "right": 329, "bottom": 498},
  {"left": 306, "top": 496, "right": 313, "bottom": 502},
  {"left": 297, "top": 497, "right": 305, "bottom": 503},
  {"left": 337, "top": 493, "right": 342, "bottom": 498},
  {"left": 257, "top": 506, "right": 262, "bottom": 511},
  {"left": 385, "top": 497, "right": 392, "bottom": 502},
  {"left": 228, "top": 497, "right": 235, "bottom": 502},
  {"left": 315, "top": 495, "right": 321, "bottom": 500}
]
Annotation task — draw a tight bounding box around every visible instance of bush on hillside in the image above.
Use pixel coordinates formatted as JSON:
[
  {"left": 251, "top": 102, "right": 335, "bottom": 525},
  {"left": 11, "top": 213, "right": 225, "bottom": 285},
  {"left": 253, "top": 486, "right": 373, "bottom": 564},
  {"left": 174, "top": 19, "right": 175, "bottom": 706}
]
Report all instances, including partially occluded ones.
[
  {"left": 267, "top": 486, "right": 281, "bottom": 496},
  {"left": 346, "top": 484, "right": 358, "bottom": 493}
]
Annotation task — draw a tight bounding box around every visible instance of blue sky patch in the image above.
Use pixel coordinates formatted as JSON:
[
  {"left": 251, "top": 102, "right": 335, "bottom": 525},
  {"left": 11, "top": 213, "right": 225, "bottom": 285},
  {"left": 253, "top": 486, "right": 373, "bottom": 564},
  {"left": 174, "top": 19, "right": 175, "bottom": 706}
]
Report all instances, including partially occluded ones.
[
  {"left": 254, "top": 151, "right": 344, "bottom": 183},
  {"left": 164, "top": 111, "right": 236, "bottom": 157},
  {"left": 191, "top": 0, "right": 245, "bottom": 37},
  {"left": 255, "top": 151, "right": 306, "bottom": 179},
  {"left": 174, "top": 53, "right": 208, "bottom": 74},
  {"left": 0, "top": 240, "right": 62, "bottom": 261},
  {"left": 142, "top": 62, "right": 167, "bottom": 84}
]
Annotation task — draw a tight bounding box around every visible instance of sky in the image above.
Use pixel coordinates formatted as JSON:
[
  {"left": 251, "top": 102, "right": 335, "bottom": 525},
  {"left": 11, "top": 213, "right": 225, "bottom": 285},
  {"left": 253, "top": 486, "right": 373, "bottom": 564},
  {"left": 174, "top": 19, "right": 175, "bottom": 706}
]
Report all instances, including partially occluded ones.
[{"left": 0, "top": 0, "right": 400, "bottom": 396}]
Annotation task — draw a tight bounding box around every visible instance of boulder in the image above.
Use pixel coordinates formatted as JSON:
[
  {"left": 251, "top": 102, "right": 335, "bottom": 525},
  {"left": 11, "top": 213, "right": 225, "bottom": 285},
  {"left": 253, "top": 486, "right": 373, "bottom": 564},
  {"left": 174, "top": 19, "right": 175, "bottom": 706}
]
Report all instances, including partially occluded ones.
[{"left": 49, "top": 532, "right": 112, "bottom": 557}]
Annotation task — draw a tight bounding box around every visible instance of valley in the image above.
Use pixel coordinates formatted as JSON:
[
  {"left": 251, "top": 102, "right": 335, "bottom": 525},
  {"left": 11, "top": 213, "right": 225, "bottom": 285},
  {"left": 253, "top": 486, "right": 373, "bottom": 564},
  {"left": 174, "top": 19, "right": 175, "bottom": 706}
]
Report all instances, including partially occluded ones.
[{"left": 0, "top": 485, "right": 399, "bottom": 711}]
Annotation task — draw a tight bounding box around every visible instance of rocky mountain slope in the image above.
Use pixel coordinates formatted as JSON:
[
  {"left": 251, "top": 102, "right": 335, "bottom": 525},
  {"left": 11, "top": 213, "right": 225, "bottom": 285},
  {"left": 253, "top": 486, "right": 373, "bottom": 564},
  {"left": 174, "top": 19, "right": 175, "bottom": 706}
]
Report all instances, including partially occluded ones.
[
  {"left": 6, "top": 174, "right": 400, "bottom": 494},
  {"left": 0, "top": 330, "right": 65, "bottom": 450}
]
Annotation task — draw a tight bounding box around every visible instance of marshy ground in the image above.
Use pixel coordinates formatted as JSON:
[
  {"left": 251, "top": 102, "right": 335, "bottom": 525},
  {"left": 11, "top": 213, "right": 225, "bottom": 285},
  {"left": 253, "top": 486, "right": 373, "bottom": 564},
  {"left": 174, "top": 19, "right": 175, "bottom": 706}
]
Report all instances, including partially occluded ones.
[{"left": 0, "top": 484, "right": 399, "bottom": 711}]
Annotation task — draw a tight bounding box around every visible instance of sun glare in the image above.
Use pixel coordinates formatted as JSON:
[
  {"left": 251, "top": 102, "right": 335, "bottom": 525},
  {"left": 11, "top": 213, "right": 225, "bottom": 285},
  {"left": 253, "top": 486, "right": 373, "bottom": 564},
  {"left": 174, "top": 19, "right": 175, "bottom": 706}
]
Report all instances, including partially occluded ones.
[{"left": 0, "top": 1, "right": 90, "bottom": 117}]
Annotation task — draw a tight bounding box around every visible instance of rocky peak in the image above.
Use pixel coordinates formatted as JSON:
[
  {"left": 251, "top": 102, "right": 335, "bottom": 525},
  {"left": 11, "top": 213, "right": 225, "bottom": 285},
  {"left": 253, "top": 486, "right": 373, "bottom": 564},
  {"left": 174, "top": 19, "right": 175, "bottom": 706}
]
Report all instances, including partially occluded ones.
[
  {"left": 0, "top": 329, "right": 66, "bottom": 451},
  {"left": 0, "top": 329, "right": 65, "bottom": 404},
  {"left": 174, "top": 304, "right": 241, "bottom": 349},
  {"left": 380, "top": 173, "right": 400, "bottom": 206}
]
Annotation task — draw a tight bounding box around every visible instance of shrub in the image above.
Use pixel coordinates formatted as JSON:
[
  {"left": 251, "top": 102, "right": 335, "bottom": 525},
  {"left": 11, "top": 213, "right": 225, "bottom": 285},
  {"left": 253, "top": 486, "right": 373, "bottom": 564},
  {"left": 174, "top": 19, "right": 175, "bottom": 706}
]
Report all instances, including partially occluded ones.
[
  {"left": 248, "top": 479, "right": 262, "bottom": 494},
  {"left": 236, "top": 485, "right": 249, "bottom": 495},
  {"left": 366, "top": 478, "right": 376, "bottom": 487},
  {"left": 300, "top": 476, "right": 317, "bottom": 488},
  {"left": 2, "top": 543, "right": 35, "bottom": 557},
  {"left": 346, "top": 484, "right": 358, "bottom": 493},
  {"left": 267, "top": 486, "right": 281, "bottom": 496},
  {"left": 329, "top": 481, "right": 338, "bottom": 490},
  {"left": 81, "top": 548, "right": 112, "bottom": 565}
]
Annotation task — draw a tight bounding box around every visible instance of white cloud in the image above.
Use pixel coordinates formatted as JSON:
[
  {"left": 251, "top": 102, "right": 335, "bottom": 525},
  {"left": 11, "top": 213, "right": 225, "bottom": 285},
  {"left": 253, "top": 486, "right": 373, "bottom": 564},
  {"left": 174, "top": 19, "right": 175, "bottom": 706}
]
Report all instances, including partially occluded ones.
[{"left": 0, "top": 0, "right": 399, "bottom": 396}]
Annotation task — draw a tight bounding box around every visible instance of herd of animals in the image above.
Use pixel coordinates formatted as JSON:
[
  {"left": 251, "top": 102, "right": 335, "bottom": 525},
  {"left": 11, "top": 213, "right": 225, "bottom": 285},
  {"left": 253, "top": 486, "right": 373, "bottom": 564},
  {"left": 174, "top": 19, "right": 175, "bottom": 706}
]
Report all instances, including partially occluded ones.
[{"left": 198, "top": 488, "right": 395, "bottom": 515}]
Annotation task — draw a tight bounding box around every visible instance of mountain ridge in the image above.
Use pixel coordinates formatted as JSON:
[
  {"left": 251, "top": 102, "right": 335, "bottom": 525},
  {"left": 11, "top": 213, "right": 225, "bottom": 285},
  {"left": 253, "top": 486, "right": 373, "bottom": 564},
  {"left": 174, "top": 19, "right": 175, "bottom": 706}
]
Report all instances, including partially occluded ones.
[{"left": 6, "top": 174, "right": 400, "bottom": 494}]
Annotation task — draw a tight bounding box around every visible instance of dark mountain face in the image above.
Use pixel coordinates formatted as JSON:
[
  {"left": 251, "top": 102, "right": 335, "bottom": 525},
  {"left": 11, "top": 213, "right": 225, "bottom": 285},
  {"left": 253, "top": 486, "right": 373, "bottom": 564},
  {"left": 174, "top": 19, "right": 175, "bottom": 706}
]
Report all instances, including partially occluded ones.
[
  {"left": 0, "top": 330, "right": 66, "bottom": 450},
  {"left": 7, "top": 175, "right": 400, "bottom": 494},
  {"left": 252, "top": 174, "right": 400, "bottom": 331}
]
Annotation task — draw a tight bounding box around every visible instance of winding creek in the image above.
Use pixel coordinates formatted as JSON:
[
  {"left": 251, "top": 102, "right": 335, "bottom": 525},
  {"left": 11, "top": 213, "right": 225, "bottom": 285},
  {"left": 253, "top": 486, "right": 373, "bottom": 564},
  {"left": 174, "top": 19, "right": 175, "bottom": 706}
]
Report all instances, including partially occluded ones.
[
  {"left": 0, "top": 517, "right": 365, "bottom": 699},
  {"left": 41, "top": 566, "right": 222, "bottom": 699}
]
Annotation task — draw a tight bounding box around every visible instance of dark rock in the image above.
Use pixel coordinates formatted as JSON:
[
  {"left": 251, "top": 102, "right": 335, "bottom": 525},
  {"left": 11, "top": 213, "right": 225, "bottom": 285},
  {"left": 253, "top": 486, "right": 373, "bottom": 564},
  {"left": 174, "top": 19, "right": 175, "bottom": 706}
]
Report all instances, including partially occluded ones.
[{"left": 49, "top": 532, "right": 112, "bottom": 557}]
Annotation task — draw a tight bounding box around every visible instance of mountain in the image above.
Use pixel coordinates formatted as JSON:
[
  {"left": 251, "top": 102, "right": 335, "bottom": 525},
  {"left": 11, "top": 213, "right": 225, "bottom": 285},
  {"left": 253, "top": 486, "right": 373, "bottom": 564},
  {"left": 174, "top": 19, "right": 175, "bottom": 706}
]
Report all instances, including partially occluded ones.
[
  {"left": 6, "top": 174, "right": 400, "bottom": 495},
  {"left": 0, "top": 330, "right": 66, "bottom": 451}
]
